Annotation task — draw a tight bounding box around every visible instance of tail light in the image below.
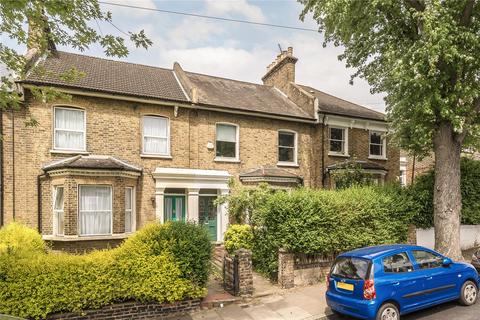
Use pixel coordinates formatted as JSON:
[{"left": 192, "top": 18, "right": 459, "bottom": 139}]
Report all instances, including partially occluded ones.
[
  {"left": 363, "top": 279, "right": 376, "bottom": 300},
  {"left": 326, "top": 273, "right": 330, "bottom": 292}
]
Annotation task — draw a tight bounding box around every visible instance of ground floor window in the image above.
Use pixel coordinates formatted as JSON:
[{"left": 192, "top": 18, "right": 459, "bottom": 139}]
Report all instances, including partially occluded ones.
[
  {"left": 79, "top": 185, "right": 112, "bottom": 236},
  {"left": 53, "top": 186, "right": 64, "bottom": 236},
  {"left": 125, "top": 187, "right": 135, "bottom": 233},
  {"left": 164, "top": 194, "right": 186, "bottom": 222}
]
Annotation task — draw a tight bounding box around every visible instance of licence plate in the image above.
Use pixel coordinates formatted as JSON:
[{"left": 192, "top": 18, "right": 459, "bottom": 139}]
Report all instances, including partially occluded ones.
[{"left": 337, "top": 282, "right": 354, "bottom": 291}]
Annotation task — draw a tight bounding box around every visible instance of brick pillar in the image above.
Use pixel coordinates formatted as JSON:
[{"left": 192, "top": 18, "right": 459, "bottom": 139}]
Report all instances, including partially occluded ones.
[
  {"left": 235, "top": 249, "right": 253, "bottom": 296},
  {"left": 407, "top": 224, "right": 417, "bottom": 245},
  {"left": 278, "top": 248, "right": 294, "bottom": 289}
]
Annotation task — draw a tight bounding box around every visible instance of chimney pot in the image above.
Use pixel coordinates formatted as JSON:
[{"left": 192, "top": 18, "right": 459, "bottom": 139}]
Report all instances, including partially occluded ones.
[{"left": 287, "top": 47, "right": 293, "bottom": 55}]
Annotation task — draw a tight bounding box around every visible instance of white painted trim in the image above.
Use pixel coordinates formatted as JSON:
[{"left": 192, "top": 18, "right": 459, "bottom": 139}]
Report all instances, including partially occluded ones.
[
  {"left": 53, "top": 106, "right": 87, "bottom": 152},
  {"left": 215, "top": 122, "right": 240, "bottom": 161},
  {"left": 125, "top": 186, "right": 136, "bottom": 233},
  {"left": 323, "top": 114, "right": 388, "bottom": 132},
  {"left": 42, "top": 234, "right": 129, "bottom": 241},
  {"left": 22, "top": 85, "right": 317, "bottom": 124},
  {"left": 328, "top": 126, "right": 349, "bottom": 156},
  {"left": 50, "top": 149, "right": 89, "bottom": 155},
  {"left": 278, "top": 129, "right": 298, "bottom": 165},
  {"left": 277, "top": 162, "right": 299, "bottom": 168},
  {"left": 140, "top": 154, "right": 173, "bottom": 159},
  {"left": 171, "top": 70, "right": 190, "bottom": 102},
  {"left": 141, "top": 115, "right": 171, "bottom": 156}
]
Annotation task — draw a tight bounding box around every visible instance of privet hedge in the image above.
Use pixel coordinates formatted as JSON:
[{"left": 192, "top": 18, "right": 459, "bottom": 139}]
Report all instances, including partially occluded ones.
[
  {"left": 0, "top": 222, "right": 211, "bottom": 319},
  {"left": 225, "top": 186, "right": 409, "bottom": 280},
  {"left": 408, "top": 157, "right": 480, "bottom": 228},
  {"left": 223, "top": 224, "right": 253, "bottom": 255}
]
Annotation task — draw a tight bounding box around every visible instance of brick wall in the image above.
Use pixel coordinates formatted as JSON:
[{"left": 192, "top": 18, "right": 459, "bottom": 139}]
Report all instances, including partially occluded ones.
[
  {"left": 47, "top": 299, "right": 200, "bottom": 320},
  {"left": 222, "top": 249, "right": 253, "bottom": 296}
]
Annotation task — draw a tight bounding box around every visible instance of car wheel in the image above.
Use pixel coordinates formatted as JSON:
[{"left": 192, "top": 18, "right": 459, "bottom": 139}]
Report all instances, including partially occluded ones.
[
  {"left": 459, "top": 280, "right": 478, "bottom": 306},
  {"left": 376, "top": 303, "right": 400, "bottom": 320}
]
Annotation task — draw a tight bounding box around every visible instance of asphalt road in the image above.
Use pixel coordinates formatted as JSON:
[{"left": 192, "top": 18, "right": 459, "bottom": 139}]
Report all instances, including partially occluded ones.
[{"left": 327, "top": 300, "right": 480, "bottom": 320}]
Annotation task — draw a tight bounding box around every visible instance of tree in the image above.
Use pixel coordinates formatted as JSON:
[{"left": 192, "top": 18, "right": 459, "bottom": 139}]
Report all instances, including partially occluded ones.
[
  {"left": 1, "top": 0, "right": 152, "bottom": 113},
  {"left": 300, "top": 0, "right": 480, "bottom": 259}
]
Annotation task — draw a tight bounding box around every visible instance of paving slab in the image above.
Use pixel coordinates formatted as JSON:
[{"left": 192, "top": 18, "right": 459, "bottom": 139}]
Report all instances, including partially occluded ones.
[
  {"left": 216, "top": 304, "right": 254, "bottom": 320},
  {"left": 242, "top": 305, "right": 282, "bottom": 320},
  {"left": 275, "top": 306, "right": 312, "bottom": 320},
  {"left": 191, "top": 309, "right": 221, "bottom": 320}
]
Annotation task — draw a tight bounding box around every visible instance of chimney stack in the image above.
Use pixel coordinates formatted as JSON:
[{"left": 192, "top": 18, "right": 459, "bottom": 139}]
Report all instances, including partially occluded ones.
[{"left": 261, "top": 47, "right": 297, "bottom": 95}]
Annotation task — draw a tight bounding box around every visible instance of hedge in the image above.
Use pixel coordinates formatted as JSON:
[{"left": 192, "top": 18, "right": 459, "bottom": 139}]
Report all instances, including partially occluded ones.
[
  {"left": 239, "top": 186, "right": 409, "bottom": 280},
  {"left": 0, "top": 222, "right": 211, "bottom": 319},
  {"left": 408, "top": 157, "right": 480, "bottom": 228},
  {"left": 223, "top": 224, "right": 253, "bottom": 255}
]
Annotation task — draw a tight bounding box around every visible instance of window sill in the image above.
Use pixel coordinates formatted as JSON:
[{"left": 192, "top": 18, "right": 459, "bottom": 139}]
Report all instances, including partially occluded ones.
[
  {"left": 42, "top": 234, "right": 130, "bottom": 241},
  {"left": 328, "top": 152, "right": 350, "bottom": 158},
  {"left": 50, "top": 149, "right": 89, "bottom": 155},
  {"left": 214, "top": 158, "right": 241, "bottom": 163},
  {"left": 368, "top": 156, "right": 388, "bottom": 161},
  {"left": 141, "top": 154, "right": 173, "bottom": 159},
  {"left": 277, "top": 162, "right": 299, "bottom": 168}
]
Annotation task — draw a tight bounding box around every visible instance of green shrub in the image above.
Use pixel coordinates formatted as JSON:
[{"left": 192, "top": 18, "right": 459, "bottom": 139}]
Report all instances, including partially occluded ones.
[
  {"left": 0, "top": 222, "right": 208, "bottom": 319},
  {"left": 409, "top": 157, "right": 480, "bottom": 228},
  {"left": 125, "top": 221, "right": 212, "bottom": 286},
  {"left": 224, "top": 224, "right": 253, "bottom": 254},
  {"left": 0, "top": 222, "right": 46, "bottom": 257},
  {"left": 244, "top": 186, "right": 409, "bottom": 280}
]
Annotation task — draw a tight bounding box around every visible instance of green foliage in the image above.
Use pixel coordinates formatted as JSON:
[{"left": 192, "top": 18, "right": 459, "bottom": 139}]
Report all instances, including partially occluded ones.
[
  {"left": 409, "top": 157, "right": 480, "bottom": 228},
  {"left": 0, "top": 0, "right": 152, "bottom": 110},
  {"left": 0, "top": 222, "right": 46, "bottom": 257},
  {"left": 223, "top": 186, "right": 409, "bottom": 280},
  {"left": 299, "top": 0, "right": 480, "bottom": 155},
  {"left": 126, "top": 221, "right": 212, "bottom": 286},
  {"left": 216, "top": 182, "right": 273, "bottom": 224},
  {"left": 0, "top": 222, "right": 208, "bottom": 319},
  {"left": 330, "top": 161, "right": 375, "bottom": 189},
  {"left": 223, "top": 224, "right": 254, "bottom": 255}
]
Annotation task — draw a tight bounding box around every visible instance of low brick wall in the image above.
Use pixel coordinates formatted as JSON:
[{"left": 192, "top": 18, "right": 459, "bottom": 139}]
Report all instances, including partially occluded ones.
[
  {"left": 278, "top": 249, "right": 335, "bottom": 288},
  {"left": 47, "top": 239, "right": 125, "bottom": 253},
  {"left": 46, "top": 299, "right": 200, "bottom": 320},
  {"left": 223, "top": 249, "right": 253, "bottom": 296}
]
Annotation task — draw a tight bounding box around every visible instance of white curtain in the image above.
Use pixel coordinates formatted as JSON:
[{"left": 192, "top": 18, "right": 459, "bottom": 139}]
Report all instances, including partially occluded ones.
[
  {"left": 54, "top": 108, "right": 85, "bottom": 150},
  {"left": 143, "top": 116, "right": 168, "bottom": 154},
  {"left": 79, "top": 186, "right": 112, "bottom": 235},
  {"left": 216, "top": 124, "right": 236, "bottom": 142},
  {"left": 164, "top": 197, "right": 173, "bottom": 221}
]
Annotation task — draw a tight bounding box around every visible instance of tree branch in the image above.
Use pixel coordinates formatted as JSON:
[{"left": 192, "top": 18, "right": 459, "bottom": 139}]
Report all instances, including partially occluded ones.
[
  {"left": 405, "top": 0, "right": 425, "bottom": 11},
  {"left": 460, "top": 0, "right": 476, "bottom": 26}
]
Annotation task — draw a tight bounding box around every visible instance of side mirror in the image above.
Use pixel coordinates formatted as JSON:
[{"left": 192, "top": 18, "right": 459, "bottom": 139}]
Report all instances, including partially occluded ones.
[{"left": 443, "top": 258, "right": 453, "bottom": 267}]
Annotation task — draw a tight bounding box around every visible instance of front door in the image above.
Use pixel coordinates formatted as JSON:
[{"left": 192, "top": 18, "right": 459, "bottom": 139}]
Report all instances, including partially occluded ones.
[
  {"left": 164, "top": 196, "right": 186, "bottom": 222},
  {"left": 199, "top": 196, "right": 217, "bottom": 241}
]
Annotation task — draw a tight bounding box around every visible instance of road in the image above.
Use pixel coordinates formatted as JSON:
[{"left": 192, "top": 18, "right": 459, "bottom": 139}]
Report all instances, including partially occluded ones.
[{"left": 329, "top": 301, "right": 480, "bottom": 320}]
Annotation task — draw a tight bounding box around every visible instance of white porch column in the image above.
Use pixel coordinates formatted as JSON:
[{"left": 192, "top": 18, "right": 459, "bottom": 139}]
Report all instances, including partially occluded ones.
[
  {"left": 218, "top": 188, "right": 230, "bottom": 241},
  {"left": 155, "top": 187, "right": 165, "bottom": 223},
  {"left": 187, "top": 188, "right": 200, "bottom": 222}
]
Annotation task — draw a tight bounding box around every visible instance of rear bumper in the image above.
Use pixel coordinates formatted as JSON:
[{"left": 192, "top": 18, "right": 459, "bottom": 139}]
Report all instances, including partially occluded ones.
[{"left": 326, "top": 291, "right": 378, "bottom": 320}]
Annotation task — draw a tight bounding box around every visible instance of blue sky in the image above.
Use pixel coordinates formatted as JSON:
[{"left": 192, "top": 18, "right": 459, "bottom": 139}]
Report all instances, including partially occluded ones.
[{"left": 3, "top": 0, "right": 385, "bottom": 112}]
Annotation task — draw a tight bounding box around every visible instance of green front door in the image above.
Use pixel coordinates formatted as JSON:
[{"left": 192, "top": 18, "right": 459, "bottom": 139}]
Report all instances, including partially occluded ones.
[
  {"left": 199, "top": 196, "right": 217, "bottom": 241},
  {"left": 164, "top": 196, "right": 186, "bottom": 222}
]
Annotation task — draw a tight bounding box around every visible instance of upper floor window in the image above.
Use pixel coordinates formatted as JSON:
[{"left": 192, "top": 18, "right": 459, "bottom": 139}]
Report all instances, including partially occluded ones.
[
  {"left": 278, "top": 131, "right": 297, "bottom": 164},
  {"left": 369, "top": 131, "right": 386, "bottom": 158},
  {"left": 329, "top": 127, "right": 347, "bottom": 156},
  {"left": 143, "top": 116, "right": 170, "bottom": 155},
  {"left": 79, "top": 185, "right": 112, "bottom": 236},
  {"left": 54, "top": 107, "right": 85, "bottom": 151},
  {"left": 216, "top": 123, "right": 238, "bottom": 160}
]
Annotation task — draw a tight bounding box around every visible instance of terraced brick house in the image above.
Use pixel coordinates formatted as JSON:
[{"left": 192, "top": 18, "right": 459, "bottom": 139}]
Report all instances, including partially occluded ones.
[{"left": 0, "top": 47, "right": 399, "bottom": 251}]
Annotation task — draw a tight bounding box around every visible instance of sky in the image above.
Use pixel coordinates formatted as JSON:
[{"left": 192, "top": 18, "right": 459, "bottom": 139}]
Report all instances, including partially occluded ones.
[{"left": 2, "top": 0, "right": 386, "bottom": 112}]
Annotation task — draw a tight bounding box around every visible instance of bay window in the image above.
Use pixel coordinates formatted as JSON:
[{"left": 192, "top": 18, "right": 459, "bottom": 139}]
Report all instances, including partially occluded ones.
[
  {"left": 215, "top": 123, "right": 238, "bottom": 160},
  {"left": 79, "top": 185, "right": 112, "bottom": 236},
  {"left": 142, "top": 116, "right": 170, "bottom": 155},
  {"left": 54, "top": 107, "right": 85, "bottom": 151}
]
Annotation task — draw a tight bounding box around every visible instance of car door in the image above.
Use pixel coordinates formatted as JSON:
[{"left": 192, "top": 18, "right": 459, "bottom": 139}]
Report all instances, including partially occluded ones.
[
  {"left": 378, "top": 252, "right": 426, "bottom": 312},
  {"left": 411, "top": 250, "right": 458, "bottom": 303}
]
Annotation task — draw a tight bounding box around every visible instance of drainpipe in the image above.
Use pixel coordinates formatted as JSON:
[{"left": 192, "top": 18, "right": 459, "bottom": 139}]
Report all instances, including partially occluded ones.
[
  {"left": 411, "top": 154, "right": 416, "bottom": 184},
  {"left": 11, "top": 109, "right": 15, "bottom": 221},
  {"left": 37, "top": 173, "right": 46, "bottom": 233},
  {"left": 321, "top": 114, "right": 326, "bottom": 188}
]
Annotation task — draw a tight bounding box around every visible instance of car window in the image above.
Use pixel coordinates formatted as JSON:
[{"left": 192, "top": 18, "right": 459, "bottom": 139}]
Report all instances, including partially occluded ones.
[
  {"left": 412, "top": 250, "right": 443, "bottom": 269},
  {"left": 331, "top": 256, "right": 370, "bottom": 280},
  {"left": 383, "top": 252, "right": 414, "bottom": 273}
]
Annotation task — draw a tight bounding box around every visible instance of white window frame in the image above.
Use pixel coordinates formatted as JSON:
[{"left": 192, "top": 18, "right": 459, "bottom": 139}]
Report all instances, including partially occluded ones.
[
  {"left": 214, "top": 122, "right": 240, "bottom": 162},
  {"left": 125, "top": 186, "right": 136, "bottom": 233},
  {"left": 328, "top": 126, "right": 349, "bottom": 157},
  {"left": 141, "top": 115, "right": 171, "bottom": 156},
  {"left": 53, "top": 106, "right": 86, "bottom": 151},
  {"left": 52, "top": 185, "right": 64, "bottom": 236},
  {"left": 277, "top": 130, "right": 298, "bottom": 166},
  {"left": 369, "top": 130, "right": 387, "bottom": 159},
  {"left": 78, "top": 185, "right": 113, "bottom": 236}
]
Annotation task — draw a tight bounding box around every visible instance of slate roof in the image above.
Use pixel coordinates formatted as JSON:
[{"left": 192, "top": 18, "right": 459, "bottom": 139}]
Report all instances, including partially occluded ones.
[
  {"left": 300, "top": 85, "right": 385, "bottom": 121},
  {"left": 240, "top": 166, "right": 301, "bottom": 178},
  {"left": 182, "top": 72, "right": 312, "bottom": 120},
  {"left": 42, "top": 155, "right": 142, "bottom": 172},
  {"left": 22, "top": 51, "right": 189, "bottom": 103},
  {"left": 326, "top": 160, "right": 387, "bottom": 171}
]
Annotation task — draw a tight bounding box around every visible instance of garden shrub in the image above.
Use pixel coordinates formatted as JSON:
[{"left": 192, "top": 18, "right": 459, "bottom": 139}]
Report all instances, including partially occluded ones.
[
  {"left": 244, "top": 186, "right": 409, "bottom": 280},
  {"left": 224, "top": 224, "right": 253, "bottom": 254},
  {"left": 408, "top": 157, "right": 480, "bottom": 228},
  {"left": 0, "top": 221, "right": 209, "bottom": 319},
  {"left": 0, "top": 222, "right": 46, "bottom": 257}
]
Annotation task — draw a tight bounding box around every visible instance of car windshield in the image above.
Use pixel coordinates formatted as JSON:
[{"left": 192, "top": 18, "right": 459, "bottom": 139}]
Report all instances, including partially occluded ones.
[{"left": 331, "top": 256, "right": 370, "bottom": 280}]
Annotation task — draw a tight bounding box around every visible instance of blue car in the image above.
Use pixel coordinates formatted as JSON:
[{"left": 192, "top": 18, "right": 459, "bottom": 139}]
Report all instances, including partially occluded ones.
[{"left": 326, "top": 244, "right": 479, "bottom": 320}]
